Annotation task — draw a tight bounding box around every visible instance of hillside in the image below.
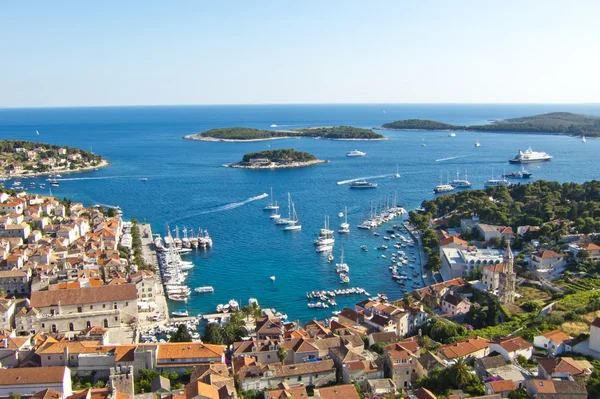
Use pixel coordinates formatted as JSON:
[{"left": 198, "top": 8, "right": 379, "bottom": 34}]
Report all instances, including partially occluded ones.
[
  {"left": 185, "top": 126, "right": 385, "bottom": 141},
  {"left": 381, "top": 112, "right": 600, "bottom": 136}
]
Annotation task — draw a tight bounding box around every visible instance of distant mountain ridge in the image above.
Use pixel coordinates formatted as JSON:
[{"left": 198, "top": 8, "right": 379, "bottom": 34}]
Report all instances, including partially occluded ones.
[{"left": 381, "top": 112, "right": 600, "bottom": 136}]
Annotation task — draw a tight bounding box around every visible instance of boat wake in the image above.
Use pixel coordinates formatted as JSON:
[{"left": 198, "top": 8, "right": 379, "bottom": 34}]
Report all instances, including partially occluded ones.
[
  {"left": 434, "top": 155, "right": 468, "bottom": 162},
  {"left": 200, "top": 193, "right": 269, "bottom": 215},
  {"left": 56, "top": 176, "right": 143, "bottom": 181},
  {"left": 337, "top": 174, "right": 395, "bottom": 185}
]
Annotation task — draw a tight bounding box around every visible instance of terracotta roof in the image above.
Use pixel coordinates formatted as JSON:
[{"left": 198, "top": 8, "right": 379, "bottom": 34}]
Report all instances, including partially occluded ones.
[
  {"left": 440, "top": 236, "right": 468, "bottom": 247},
  {"left": 484, "top": 263, "right": 504, "bottom": 273},
  {"left": 314, "top": 384, "right": 360, "bottom": 399},
  {"left": 414, "top": 387, "right": 438, "bottom": 399},
  {"left": 370, "top": 331, "right": 397, "bottom": 344},
  {"left": 156, "top": 342, "right": 224, "bottom": 361},
  {"left": 439, "top": 336, "right": 490, "bottom": 359},
  {"left": 533, "top": 249, "right": 564, "bottom": 259},
  {"left": 338, "top": 308, "right": 359, "bottom": 323},
  {"left": 582, "top": 243, "right": 600, "bottom": 251},
  {"left": 185, "top": 381, "right": 219, "bottom": 399},
  {"left": 540, "top": 330, "right": 571, "bottom": 344},
  {"left": 538, "top": 357, "right": 590, "bottom": 377},
  {"left": 282, "top": 337, "right": 318, "bottom": 353},
  {"left": 266, "top": 385, "right": 308, "bottom": 399},
  {"left": 0, "top": 366, "right": 67, "bottom": 385},
  {"left": 493, "top": 336, "right": 532, "bottom": 352},
  {"left": 36, "top": 341, "right": 136, "bottom": 362},
  {"left": 488, "top": 380, "right": 516, "bottom": 393},
  {"left": 31, "top": 389, "right": 63, "bottom": 399},
  {"left": 30, "top": 284, "right": 137, "bottom": 307},
  {"left": 527, "top": 379, "right": 588, "bottom": 395}
]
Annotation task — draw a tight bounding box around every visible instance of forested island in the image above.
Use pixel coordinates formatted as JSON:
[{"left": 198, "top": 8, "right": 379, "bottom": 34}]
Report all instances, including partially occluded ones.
[
  {"left": 184, "top": 126, "right": 385, "bottom": 141},
  {"left": 228, "top": 148, "right": 327, "bottom": 169},
  {"left": 381, "top": 112, "right": 600, "bottom": 136},
  {"left": 0, "top": 140, "right": 108, "bottom": 177}
]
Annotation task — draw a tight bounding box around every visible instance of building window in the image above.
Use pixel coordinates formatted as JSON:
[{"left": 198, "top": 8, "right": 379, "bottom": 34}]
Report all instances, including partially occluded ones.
[
  {"left": 103, "top": 304, "right": 106, "bottom": 308},
  {"left": 103, "top": 319, "right": 109, "bottom": 328},
  {"left": 86, "top": 321, "right": 91, "bottom": 329},
  {"left": 77, "top": 307, "right": 82, "bottom": 313},
  {"left": 115, "top": 317, "right": 118, "bottom": 321},
  {"left": 298, "top": 376, "right": 302, "bottom": 382},
  {"left": 69, "top": 323, "right": 74, "bottom": 331},
  {"left": 90, "top": 306, "right": 93, "bottom": 310},
  {"left": 51, "top": 324, "right": 57, "bottom": 333}
]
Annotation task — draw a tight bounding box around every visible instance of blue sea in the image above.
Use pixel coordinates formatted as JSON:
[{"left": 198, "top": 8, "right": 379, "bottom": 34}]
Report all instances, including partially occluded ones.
[{"left": 1, "top": 104, "right": 599, "bottom": 323}]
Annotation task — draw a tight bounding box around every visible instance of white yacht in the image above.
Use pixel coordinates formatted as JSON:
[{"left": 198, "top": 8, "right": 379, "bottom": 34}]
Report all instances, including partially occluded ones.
[
  {"left": 275, "top": 193, "right": 295, "bottom": 225},
  {"left": 475, "top": 140, "right": 481, "bottom": 147},
  {"left": 283, "top": 199, "right": 301, "bottom": 231},
  {"left": 347, "top": 150, "right": 366, "bottom": 157},
  {"left": 448, "top": 132, "right": 456, "bottom": 137},
  {"left": 264, "top": 187, "right": 279, "bottom": 210},
  {"left": 485, "top": 178, "right": 512, "bottom": 187},
  {"left": 270, "top": 275, "right": 276, "bottom": 282},
  {"left": 269, "top": 201, "right": 281, "bottom": 219},
  {"left": 509, "top": 147, "right": 552, "bottom": 163},
  {"left": 336, "top": 249, "right": 349, "bottom": 274},
  {"left": 315, "top": 216, "right": 335, "bottom": 245},
  {"left": 448, "top": 169, "right": 472, "bottom": 188},
  {"left": 434, "top": 171, "right": 455, "bottom": 194},
  {"left": 194, "top": 286, "right": 214, "bottom": 293},
  {"left": 338, "top": 206, "right": 350, "bottom": 234}
]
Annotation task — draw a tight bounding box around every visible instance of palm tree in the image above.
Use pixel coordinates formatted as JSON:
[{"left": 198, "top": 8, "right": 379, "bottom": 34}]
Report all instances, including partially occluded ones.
[{"left": 448, "top": 358, "right": 472, "bottom": 388}]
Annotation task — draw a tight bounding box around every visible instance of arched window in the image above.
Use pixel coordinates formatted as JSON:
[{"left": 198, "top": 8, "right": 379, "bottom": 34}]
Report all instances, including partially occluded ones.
[
  {"left": 86, "top": 321, "right": 91, "bottom": 329},
  {"left": 69, "top": 323, "right": 74, "bottom": 331},
  {"left": 103, "top": 319, "right": 109, "bottom": 328}
]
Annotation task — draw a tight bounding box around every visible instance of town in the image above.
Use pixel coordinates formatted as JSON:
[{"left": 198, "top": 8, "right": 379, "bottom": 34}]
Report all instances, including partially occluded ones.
[{"left": 0, "top": 180, "right": 598, "bottom": 399}]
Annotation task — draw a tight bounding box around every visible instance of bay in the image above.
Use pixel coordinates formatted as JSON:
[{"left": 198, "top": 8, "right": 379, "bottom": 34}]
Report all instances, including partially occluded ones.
[{"left": 1, "top": 103, "right": 599, "bottom": 322}]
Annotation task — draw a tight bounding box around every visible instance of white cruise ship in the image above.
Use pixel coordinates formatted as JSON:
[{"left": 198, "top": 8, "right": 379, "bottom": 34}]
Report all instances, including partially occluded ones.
[
  {"left": 347, "top": 150, "right": 366, "bottom": 157},
  {"left": 509, "top": 147, "right": 552, "bottom": 164}
]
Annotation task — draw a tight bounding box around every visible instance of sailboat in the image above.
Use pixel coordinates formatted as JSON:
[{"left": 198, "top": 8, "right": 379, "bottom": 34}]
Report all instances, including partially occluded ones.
[
  {"left": 264, "top": 187, "right": 279, "bottom": 210},
  {"left": 336, "top": 248, "right": 349, "bottom": 274},
  {"left": 582, "top": 135, "right": 587, "bottom": 143},
  {"left": 275, "top": 193, "right": 295, "bottom": 225},
  {"left": 315, "top": 216, "right": 334, "bottom": 245},
  {"left": 338, "top": 206, "right": 350, "bottom": 234},
  {"left": 269, "top": 201, "right": 281, "bottom": 219},
  {"left": 283, "top": 198, "right": 302, "bottom": 231},
  {"left": 395, "top": 165, "right": 401, "bottom": 179}
]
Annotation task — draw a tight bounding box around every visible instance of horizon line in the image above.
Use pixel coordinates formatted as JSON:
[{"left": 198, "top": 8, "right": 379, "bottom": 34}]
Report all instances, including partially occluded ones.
[{"left": 1, "top": 102, "right": 600, "bottom": 111}]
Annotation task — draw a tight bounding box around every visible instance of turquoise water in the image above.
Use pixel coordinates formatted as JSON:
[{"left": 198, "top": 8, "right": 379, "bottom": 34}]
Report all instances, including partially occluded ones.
[{"left": 1, "top": 104, "right": 600, "bottom": 322}]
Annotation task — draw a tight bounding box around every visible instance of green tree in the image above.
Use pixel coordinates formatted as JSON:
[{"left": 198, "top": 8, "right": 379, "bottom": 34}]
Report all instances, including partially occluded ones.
[
  {"left": 9, "top": 394, "right": 22, "bottom": 399},
  {"left": 488, "top": 236, "right": 501, "bottom": 248},
  {"left": 425, "top": 252, "right": 441, "bottom": 272},
  {"left": 170, "top": 324, "right": 192, "bottom": 342},
  {"left": 507, "top": 388, "right": 529, "bottom": 399},
  {"left": 202, "top": 323, "right": 224, "bottom": 345},
  {"left": 277, "top": 346, "right": 288, "bottom": 363},
  {"left": 448, "top": 358, "right": 472, "bottom": 388}
]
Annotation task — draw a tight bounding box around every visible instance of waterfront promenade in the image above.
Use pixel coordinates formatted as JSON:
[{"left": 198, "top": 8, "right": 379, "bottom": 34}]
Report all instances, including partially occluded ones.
[
  {"left": 404, "top": 221, "right": 441, "bottom": 287},
  {"left": 138, "top": 224, "right": 169, "bottom": 330}
]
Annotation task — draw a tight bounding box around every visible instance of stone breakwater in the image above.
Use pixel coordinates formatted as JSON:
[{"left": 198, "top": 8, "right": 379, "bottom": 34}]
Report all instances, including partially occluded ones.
[{"left": 227, "top": 160, "right": 329, "bottom": 169}]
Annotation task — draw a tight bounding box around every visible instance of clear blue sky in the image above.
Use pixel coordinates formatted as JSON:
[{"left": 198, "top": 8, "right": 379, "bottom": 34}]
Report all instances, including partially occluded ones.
[{"left": 1, "top": 0, "right": 599, "bottom": 107}]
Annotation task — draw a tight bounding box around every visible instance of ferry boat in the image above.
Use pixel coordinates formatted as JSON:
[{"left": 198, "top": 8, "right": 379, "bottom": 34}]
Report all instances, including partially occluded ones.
[
  {"left": 504, "top": 169, "right": 532, "bottom": 179},
  {"left": 509, "top": 147, "right": 552, "bottom": 163},
  {"left": 448, "top": 170, "right": 471, "bottom": 188},
  {"left": 171, "top": 309, "right": 189, "bottom": 317},
  {"left": 347, "top": 150, "right": 366, "bottom": 157},
  {"left": 194, "top": 286, "right": 214, "bottom": 293},
  {"left": 349, "top": 181, "right": 377, "bottom": 189}
]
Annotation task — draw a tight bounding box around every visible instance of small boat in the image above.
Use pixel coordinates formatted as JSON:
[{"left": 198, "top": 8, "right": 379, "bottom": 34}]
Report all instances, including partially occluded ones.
[
  {"left": 373, "top": 232, "right": 380, "bottom": 236},
  {"left": 194, "top": 286, "right": 214, "bottom": 293},
  {"left": 448, "top": 132, "right": 456, "bottom": 137},
  {"left": 347, "top": 150, "right": 366, "bottom": 157},
  {"left": 327, "top": 254, "right": 334, "bottom": 263},
  {"left": 264, "top": 187, "right": 279, "bottom": 210},
  {"left": 171, "top": 309, "right": 189, "bottom": 317},
  {"left": 361, "top": 245, "right": 368, "bottom": 251},
  {"left": 395, "top": 164, "right": 401, "bottom": 179},
  {"left": 140, "top": 178, "right": 148, "bottom": 181},
  {"left": 338, "top": 212, "right": 344, "bottom": 218},
  {"left": 339, "top": 273, "right": 350, "bottom": 284},
  {"left": 349, "top": 181, "right": 377, "bottom": 189},
  {"left": 51, "top": 181, "right": 60, "bottom": 187},
  {"left": 270, "top": 124, "right": 278, "bottom": 128},
  {"left": 269, "top": 201, "right": 281, "bottom": 219},
  {"left": 475, "top": 140, "right": 481, "bottom": 147},
  {"left": 270, "top": 275, "right": 276, "bottom": 282},
  {"left": 378, "top": 245, "right": 388, "bottom": 250},
  {"left": 504, "top": 168, "right": 532, "bottom": 179},
  {"left": 582, "top": 135, "right": 587, "bottom": 143},
  {"left": 338, "top": 206, "right": 350, "bottom": 234}
]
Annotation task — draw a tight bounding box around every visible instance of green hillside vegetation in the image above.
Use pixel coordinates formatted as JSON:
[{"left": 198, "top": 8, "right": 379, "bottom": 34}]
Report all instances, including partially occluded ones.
[
  {"left": 191, "top": 126, "right": 384, "bottom": 140},
  {"left": 241, "top": 149, "right": 317, "bottom": 163},
  {"left": 382, "top": 112, "right": 600, "bottom": 136},
  {"left": 295, "top": 126, "right": 384, "bottom": 139},
  {"left": 198, "top": 127, "right": 291, "bottom": 140},
  {"left": 409, "top": 180, "right": 600, "bottom": 238}
]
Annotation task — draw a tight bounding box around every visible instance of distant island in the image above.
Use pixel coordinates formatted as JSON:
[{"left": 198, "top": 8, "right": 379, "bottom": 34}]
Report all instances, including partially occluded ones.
[
  {"left": 0, "top": 140, "right": 108, "bottom": 177},
  {"left": 227, "top": 148, "right": 327, "bottom": 169},
  {"left": 380, "top": 112, "right": 600, "bottom": 136},
  {"left": 184, "top": 126, "right": 385, "bottom": 141}
]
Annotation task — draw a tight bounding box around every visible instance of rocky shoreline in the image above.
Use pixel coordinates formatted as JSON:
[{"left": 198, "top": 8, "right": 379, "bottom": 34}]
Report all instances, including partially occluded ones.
[
  {"left": 4, "top": 159, "right": 110, "bottom": 178},
  {"left": 183, "top": 135, "right": 386, "bottom": 142},
  {"left": 226, "top": 159, "right": 328, "bottom": 169}
]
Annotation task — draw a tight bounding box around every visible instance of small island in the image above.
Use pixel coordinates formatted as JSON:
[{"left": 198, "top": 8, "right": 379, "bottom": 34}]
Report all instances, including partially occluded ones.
[
  {"left": 0, "top": 140, "right": 108, "bottom": 177},
  {"left": 184, "top": 126, "right": 385, "bottom": 141},
  {"left": 380, "top": 112, "right": 600, "bottom": 137},
  {"left": 227, "top": 148, "right": 327, "bottom": 169}
]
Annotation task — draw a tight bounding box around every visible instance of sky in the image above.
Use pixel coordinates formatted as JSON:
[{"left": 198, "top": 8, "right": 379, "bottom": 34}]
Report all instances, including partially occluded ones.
[{"left": 1, "top": 0, "right": 599, "bottom": 107}]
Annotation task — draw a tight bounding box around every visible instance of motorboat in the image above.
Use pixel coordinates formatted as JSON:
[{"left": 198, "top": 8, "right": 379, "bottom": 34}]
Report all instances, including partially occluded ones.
[
  {"left": 347, "top": 150, "right": 366, "bottom": 157},
  {"left": 316, "top": 244, "right": 333, "bottom": 253},
  {"left": 270, "top": 275, "right": 276, "bottom": 282},
  {"left": 448, "top": 132, "right": 456, "bottom": 137},
  {"left": 475, "top": 140, "right": 481, "bottom": 147},
  {"left": 509, "top": 147, "right": 552, "bottom": 163},
  {"left": 504, "top": 168, "right": 532, "bottom": 179},
  {"left": 140, "top": 178, "right": 148, "bottom": 181},
  {"left": 264, "top": 187, "right": 279, "bottom": 210},
  {"left": 327, "top": 254, "right": 334, "bottom": 263},
  {"left": 194, "top": 286, "right": 214, "bottom": 293},
  {"left": 349, "top": 181, "right": 377, "bottom": 189},
  {"left": 171, "top": 309, "right": 189, "bottom": 317}
]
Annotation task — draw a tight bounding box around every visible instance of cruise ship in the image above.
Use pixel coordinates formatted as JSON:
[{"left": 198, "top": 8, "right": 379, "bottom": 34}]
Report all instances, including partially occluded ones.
[
  {"left": 509, "top": 147, "right": 552, "bottom": 164},
  {"left": 349, "top": 181, "right": 377, "bottom": 189},
  {"left": 347, "top": 150, "right": 366, "bottom": 157}
]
